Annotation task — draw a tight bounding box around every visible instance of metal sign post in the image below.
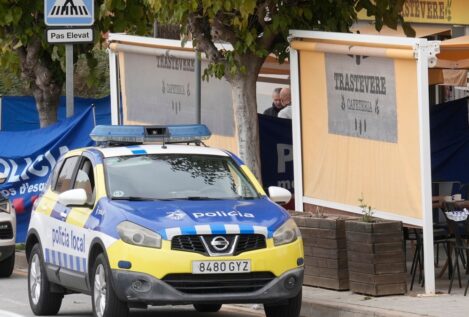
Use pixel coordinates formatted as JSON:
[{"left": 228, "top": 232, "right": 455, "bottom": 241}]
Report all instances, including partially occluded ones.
[
  {"left": 65, "top": 44, "right": 74, "bottom": 117},
  {"left": 44, "top": 0, "right": 94, "bottom": 117}
]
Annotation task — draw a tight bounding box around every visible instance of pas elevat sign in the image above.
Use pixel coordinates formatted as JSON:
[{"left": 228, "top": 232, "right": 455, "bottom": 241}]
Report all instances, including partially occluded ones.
[
  {"left": 44, "top": 0, "right": 94, "bottom": 26},
  {"left": 48, "top": 0, "right": 90, "bottom": 17}
]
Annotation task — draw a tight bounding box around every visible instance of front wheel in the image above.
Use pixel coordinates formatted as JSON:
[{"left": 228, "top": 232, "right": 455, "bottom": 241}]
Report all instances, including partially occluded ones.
[
  {"left": 0, "top": 252, "right": 15, "bottom": 278},
  {"left": 194, "top": 304, "right": 222, "bottom": 312},
  {"left": 91, "top": 254, "right": 128, "bottom": 317},
  {"left": 28, "top": 244, "right": 63, "bottom": 315},
  {"left": 264, "top": 290, "right": 302, "bottom": 317}
]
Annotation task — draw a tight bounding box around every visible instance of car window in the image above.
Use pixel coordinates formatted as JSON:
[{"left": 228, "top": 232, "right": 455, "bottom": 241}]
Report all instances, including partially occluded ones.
[
  {"left": 73, "top": 159, "right": 95, "bottom": 205},
  {"left": 55, "top": 156, "right": 80, "bottom": 193},
  {"left": 49, "top": 158, "right": 64, "bottom": 190},
  {"left": 104, "top": 154, "right": 259, "bottom": 200}
]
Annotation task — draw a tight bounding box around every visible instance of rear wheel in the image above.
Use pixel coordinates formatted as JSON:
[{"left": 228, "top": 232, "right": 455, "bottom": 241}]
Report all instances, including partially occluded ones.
[
  {"left": 28, "top": 244, "right": 63, "bottom": 315},
  {"left": 91, "top": 254, "right": 128, "bottom": 317},
  {"left": 0, "top": 252, "right": 14, "bottom": 278},
  {"left": 194, "top": 304, "right": 222, "bottom": 312},
  {"left": 264, "top": 290, "right": 302, "bottom": 317}
]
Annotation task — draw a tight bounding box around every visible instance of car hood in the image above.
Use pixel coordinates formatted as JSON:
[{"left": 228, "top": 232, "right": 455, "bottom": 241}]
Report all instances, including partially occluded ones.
[{"left": 96, "top": 197, "right": 289, "bottom": 240}]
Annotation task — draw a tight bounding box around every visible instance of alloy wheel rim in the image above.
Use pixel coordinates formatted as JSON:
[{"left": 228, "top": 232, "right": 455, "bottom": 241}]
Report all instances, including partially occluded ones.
[
  {"left": 93, "top": 264, "right": 107, "bottom": 317},
  {"left": 29, "top": 253, "right": 41, "bottom": 305}
]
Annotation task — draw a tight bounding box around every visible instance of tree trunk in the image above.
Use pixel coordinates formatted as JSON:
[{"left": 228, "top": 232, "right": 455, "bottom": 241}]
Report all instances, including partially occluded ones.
[
  {"left": 16, "top": 39, "right": 62, "bottom": 128},
  {"left": 230, "top": 72, "right": 262, "bottom": 181}
]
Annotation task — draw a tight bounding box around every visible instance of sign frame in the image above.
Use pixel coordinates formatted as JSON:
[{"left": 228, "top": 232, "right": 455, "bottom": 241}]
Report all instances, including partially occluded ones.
[
  {"left": 44, "top": 0, "right": 95, "bottom": 27},
  {"left": 46, "top": 27, "right": 93, "bottom": 44},
  {"left": 288, "top": 30, "right": 438, "bottom": 295}
]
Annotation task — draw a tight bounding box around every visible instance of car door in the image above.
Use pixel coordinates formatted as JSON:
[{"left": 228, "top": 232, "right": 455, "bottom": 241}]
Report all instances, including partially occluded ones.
[
  {"left": 35, "top": 154, "right": 80, "bottom": 286},
  {"left": 56, "top": 154, "right": 98, "bottom": 291}
]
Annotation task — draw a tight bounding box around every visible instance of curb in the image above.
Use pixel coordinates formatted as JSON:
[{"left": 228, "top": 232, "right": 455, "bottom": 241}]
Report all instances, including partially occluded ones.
[
  {"left": 14, "top": 250, "right": 27, "bottom": 270},
  {"left": 300, "top": 298, "right": 424, "bottom": 317}
]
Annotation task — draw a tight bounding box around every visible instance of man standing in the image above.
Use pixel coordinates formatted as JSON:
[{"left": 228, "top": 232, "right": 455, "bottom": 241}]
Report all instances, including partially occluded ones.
[
  {"left": 263, "top": 87, "right": 284, "bottom": 117},
  {"left": 278, "top": 87, "right": 292, "bottom": 119}
]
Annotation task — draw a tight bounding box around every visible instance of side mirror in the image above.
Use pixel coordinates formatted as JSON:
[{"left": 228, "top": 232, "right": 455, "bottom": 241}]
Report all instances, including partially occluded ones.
[
  {"left": 268, "top": 186, "right": 292, "bottom": 204},
  {"left": 0, "top": 173, "right": 7, "bottom": 184},
  {"left": 58, "top": 188, "right": 88, "bottom": 207}
]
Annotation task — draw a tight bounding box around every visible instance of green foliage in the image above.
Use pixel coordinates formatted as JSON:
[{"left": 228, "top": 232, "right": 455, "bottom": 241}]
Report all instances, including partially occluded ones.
[
  {"left": 0, "top": 0, "right": 154, "bottom": 96},
  {"left": 146, "top": 0, "right": 412, "bottom": 80},
  {"left": 358, "top": 193, "right": 374, "bottom": 223}
]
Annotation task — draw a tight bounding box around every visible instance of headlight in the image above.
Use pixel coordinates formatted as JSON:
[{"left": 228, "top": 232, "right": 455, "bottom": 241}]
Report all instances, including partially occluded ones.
[
  {"left": 117, "top": 221, "right": 162, "bottom": 249},
  {"left": 0, "top": 198, "right": 11, "bottom": 214},
  {"left": 273, "top": 218, "right": 301, "bottom": 246}
]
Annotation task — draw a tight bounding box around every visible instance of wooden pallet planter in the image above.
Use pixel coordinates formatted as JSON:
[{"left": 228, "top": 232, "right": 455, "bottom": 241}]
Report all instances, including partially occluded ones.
[
  {"left": 290, "top": 212, "right": 349, "bottom": 290},
  {"left": 345, "top": 220, "right": 407, "bottom": 296}
]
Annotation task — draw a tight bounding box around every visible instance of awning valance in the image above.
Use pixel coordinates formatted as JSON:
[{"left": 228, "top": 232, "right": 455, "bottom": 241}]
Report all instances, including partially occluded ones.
[{"left": 351, "top": 23, "right": 451, "bottom": 38}]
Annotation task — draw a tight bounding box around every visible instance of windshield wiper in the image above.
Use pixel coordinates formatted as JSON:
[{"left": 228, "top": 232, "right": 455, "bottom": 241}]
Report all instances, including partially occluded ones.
[
  {"left": 175, "top": 196, "right": 257, "bottom": 200},
  {"left": 111, "top": 196, "right": 155, "bottom": 201},
  {"left": 183, "top": 196, "right": 222, "bottom": 200}
]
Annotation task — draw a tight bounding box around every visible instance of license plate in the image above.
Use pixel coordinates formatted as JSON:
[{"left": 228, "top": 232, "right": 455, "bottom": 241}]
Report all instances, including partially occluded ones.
[{"left": 192, "top": 260, "right": 251, "bottom": 274}]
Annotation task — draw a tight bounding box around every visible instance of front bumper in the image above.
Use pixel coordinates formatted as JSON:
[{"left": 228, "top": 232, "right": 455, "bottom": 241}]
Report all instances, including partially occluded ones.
[
  {"left": 0, "top": 245, "right": 15, "bottom": 262},
  {"left": 111, "top": 267, "right": 304, "bottom": 305}
]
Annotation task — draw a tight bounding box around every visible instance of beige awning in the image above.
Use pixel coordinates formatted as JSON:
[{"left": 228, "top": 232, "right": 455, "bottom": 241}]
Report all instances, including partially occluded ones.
[
  {"left": 436, "top": 35, "right": 469, "bottom": 68},
  {"left": 350, "top": 23, "right": 451, "bottom": 38}
]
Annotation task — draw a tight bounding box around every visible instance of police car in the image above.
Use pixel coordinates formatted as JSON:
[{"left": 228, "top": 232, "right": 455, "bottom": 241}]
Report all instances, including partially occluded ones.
[
  {"left": 0, "top": 173, "right": 16, "bottom": 278},
  {"left": 26, "top": 125, "right": 304, "bottom": 317}
]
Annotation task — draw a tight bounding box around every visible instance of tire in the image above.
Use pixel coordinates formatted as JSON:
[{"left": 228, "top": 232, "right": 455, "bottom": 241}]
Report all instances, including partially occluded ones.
[
  {"left": 28, "top": 244, "right": 63, "bottom": 315},
  {"left": 91, "top": 253, "right": 128, "bottom": 317},
  {"left": 0, "top": 252, "right": 15, "bottom": 278},
  {"left": 264, "top": 290, "right": 302, "bottom": 317},
  {"left": 194, "top": 304, "right": 222, "bottom": 312}
]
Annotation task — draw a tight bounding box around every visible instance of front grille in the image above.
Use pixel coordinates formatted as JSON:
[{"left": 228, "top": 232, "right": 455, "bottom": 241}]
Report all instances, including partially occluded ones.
[
  {"left": 162, "top": 272, "right": 275, "bottom": 294},
  {"left": 0, "top": 222, "right": 13, "bottom": 239},
  {"left": 172, "top": 235, "right": 206, "bottom": 254},
  {"left": 171, "top": 234, "right": 266, "bottom": 256},
  {"left": 236, "top": 234, "right": 266, "bottom": 255}
]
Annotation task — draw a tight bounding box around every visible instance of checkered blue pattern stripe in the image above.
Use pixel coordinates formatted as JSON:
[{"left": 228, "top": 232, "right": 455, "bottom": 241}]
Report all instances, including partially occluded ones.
[
  {"left": 127, "top": 145, "right": 147, "bottom": 155},
  {"left": 162, "top": 224, "right": 269, "bottom": 240},
  {"left": 45, "top": 248, "right": 87, "bottom": 273}
]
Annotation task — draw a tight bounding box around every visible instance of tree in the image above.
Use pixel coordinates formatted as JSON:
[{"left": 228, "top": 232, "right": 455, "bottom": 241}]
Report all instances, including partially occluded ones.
[
  {"left": 0, "top": 0, "right": 154, "bottom": 127},
  {"left": 145, "top": 0, "right": 413, "bottom": 179}
]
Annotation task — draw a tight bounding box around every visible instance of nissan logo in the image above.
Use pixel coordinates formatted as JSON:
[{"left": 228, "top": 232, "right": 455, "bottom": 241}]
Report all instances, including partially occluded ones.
[{"left": 210, "top": 236, "right": 229, "bottom": 251}]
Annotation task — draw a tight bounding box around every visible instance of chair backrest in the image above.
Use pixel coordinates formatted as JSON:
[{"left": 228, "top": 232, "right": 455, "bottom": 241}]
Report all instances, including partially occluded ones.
[
  {"left": 460, "top": 183, "right": 469, "bottom": 200},
  {"left": 441, "top": 207, "right": 469, "bottom": 249},
  {"left": 432, "top": 181, "right": 461, "bottom": 196}
]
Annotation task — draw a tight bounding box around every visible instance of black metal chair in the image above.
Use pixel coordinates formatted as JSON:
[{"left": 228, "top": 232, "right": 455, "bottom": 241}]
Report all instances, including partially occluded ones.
[
  {"left": 443, "top": 209, "right": 469, "bottom": 295},
  {"left": 408, "top": 227, "right": 424, "bottom": 290}
]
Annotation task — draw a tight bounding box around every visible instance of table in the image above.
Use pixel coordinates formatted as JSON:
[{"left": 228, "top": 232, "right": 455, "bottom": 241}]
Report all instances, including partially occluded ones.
[{"left": 432, "top": 196, "right": 469, "bottom": 209}]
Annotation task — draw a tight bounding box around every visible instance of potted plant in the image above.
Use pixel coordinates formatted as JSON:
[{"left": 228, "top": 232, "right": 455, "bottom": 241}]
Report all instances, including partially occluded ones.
[
  {"left": 345, "top": 195, "right": 407, "bottom": 296},
  {"left": 290, "top": 206, "right": 349, "bottom": 290}
]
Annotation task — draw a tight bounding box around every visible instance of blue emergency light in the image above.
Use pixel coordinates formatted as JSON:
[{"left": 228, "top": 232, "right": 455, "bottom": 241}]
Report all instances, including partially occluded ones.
[{"left": 90, "top": 124, "right": 211, "bottom": 145}]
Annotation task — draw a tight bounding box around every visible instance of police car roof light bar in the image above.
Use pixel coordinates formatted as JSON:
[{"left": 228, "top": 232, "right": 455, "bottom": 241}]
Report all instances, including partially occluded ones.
[{"left": 90, "top": 124, "right": 212, "bottom": 146}]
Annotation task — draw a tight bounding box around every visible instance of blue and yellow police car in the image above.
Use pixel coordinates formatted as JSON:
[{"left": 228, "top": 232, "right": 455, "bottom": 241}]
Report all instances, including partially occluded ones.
[{"left": 26, "top": 125, "right": 304, "bottom": 317}]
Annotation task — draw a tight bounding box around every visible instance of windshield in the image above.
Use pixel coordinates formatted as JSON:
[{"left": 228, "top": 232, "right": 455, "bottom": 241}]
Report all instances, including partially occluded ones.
[{"left": 104, "top": 154, "right": 259, "bottom": 200}]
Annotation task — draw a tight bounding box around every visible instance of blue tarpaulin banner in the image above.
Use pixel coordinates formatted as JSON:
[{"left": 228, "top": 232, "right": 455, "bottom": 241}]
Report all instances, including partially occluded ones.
[
  {"left": 258, "top": 114, "right": 294, "bottom": 194},
  {"left": 0, "top": 107, "right": 95, "bottom": 242},
  {"left": 430, "top": 97, "right": 469, "bottom": 185},
  {"left": 1, "top": 95, "right": 110, "bottom": 131}
]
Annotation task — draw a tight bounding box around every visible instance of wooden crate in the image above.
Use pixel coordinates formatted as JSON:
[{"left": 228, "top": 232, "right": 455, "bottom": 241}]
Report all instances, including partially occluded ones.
[
  {"left": 345, "top": 220, "right": 407, "bottom": 296},
  {"left": 291, "top": 213, "right": 349, "bottom": 290}
]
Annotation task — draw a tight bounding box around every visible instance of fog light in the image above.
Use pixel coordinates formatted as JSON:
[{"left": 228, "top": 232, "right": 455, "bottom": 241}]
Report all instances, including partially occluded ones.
[
  {"left": 132, "top": 280, "right": 143, "bottom": 290},
  {"left": 131, "top": 279, "right": 151, "bottom": 292},
  {"left": 284, "top": 276, "right": 297, "bottom": 289}
]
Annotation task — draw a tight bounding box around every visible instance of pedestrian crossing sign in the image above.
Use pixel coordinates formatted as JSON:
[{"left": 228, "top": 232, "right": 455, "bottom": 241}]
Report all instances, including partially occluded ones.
[{"left": 44, "top": 0, "right": 94, "bottom": 26}]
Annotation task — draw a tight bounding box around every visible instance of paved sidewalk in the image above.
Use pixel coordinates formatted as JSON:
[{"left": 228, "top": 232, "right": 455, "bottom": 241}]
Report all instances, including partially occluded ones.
[
  {"left": 301, "top": 285, "right": 468, "bottom": 317},
  {"left": 15, "top": 251, "right": 469, "bottom": 317}
]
